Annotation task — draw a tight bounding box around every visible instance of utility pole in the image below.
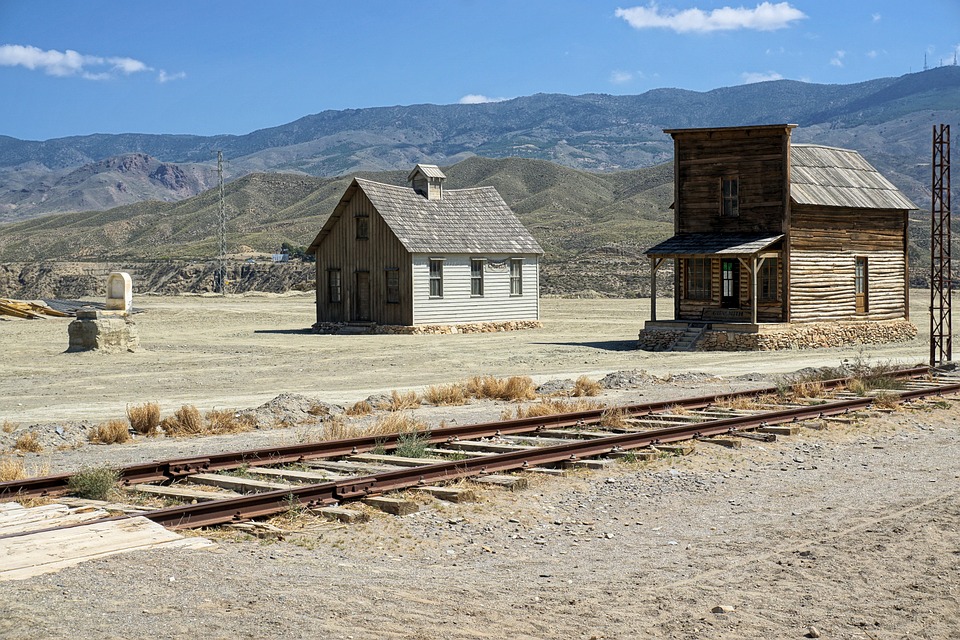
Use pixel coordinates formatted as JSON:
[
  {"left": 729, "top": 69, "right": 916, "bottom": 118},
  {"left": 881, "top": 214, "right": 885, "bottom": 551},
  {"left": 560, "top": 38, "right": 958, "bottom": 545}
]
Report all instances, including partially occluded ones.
[
  {"left": 930, "top": 125, "right": 951, "bottom": 367},
  {"left": 216, "top": 151, "right": 226, "bottom": 295}
]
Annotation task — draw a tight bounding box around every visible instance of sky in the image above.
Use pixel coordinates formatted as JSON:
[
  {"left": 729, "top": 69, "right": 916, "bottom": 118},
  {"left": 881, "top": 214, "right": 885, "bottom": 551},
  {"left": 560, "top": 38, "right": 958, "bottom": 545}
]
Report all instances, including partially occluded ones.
[{"left": 0, "top": 0, "right": 958, "bottom": 141}]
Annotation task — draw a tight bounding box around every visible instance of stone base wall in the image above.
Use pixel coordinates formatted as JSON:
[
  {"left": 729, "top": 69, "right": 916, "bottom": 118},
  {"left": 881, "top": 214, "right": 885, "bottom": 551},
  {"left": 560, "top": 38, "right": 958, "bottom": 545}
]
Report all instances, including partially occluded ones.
[
  {"left": 314, "top": 320, "right": 543, "bottom": 335},
  {"left": 67, "top": 312, "right": 140, "bottom": 352},
  {"left": 639, "top": 319, "right": 917, "bottom": 352}
]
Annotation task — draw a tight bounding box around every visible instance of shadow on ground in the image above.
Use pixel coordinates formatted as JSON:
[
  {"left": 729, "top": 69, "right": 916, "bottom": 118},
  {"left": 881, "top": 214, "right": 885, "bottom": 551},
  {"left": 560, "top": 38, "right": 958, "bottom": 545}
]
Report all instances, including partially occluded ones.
[
  {"left": 253, "top": 328, "right": 315, "bottom": 335},
  {"left": 533, "top": 340, "right": 638, "bottom": 352}
]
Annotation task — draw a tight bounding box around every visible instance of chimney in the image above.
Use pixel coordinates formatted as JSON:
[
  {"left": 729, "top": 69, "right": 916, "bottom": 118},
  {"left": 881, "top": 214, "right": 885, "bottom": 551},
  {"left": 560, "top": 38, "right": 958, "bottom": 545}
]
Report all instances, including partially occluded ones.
[{"left": 407, "top": 164, "right": 446, "bottom": 200}]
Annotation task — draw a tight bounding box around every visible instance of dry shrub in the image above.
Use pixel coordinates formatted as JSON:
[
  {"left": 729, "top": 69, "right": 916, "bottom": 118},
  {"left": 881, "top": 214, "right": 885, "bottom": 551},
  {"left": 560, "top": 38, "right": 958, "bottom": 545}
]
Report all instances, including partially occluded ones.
[
  {"left": 205, "top": 409, "right": 255, "bottom": 435},
  {"left": 599, "top": 407, "right": 629, "bottom": 429},
  {"left": 126, "top": 402, "right": 160, "bottom": 436},
  {"left": 307, "top": 403, "right": 331, "bottom": 417},
  {"left": 0, "top": 456, "right": 26, "bottom": 482},
  {"left": 466, "top": 375, "right": 536, "bottom": 401},
  {"left": 13, "top": 432, "right": 42, "bottom": 453},
  {"left": 369, "top": 412, "right": 425, "bottom": 435},
  {"left": 88, "top": 419, "right": 131, "bottom": 445},
  {"left": 319, "top": 415, "right": 353, "bottom": 440},
  {"left": 871, "top": 391, "right": 902, "bottom": 410},
  {"left": 67, "top": 466, "right": 119, "bottom": 501},
  {"left": 714, "top": 394, "right": 766, "bottom": 411},
  {"left": 571, "top": 376, "right": 601, "bottom": 397},
  {"left": 792, "top": 380, "right": 826, "bottom": 399},
  {"left": 345, "top": 400, "right": 373, "bottom": 416},
  {"left": 2, "top": 420, "right": 15, "bottom": 434},
  {"left": 665, "top": 404, "right": 690, "bottom": 416},
  {"left": 380, "top": 390, "right": 421, "bottom": 411},
  {"left": 161, "top": 405, "right": 205, "bottom": 437},
  {"left": 424, "top": 383, "right": 468, "bottom": 406},
  {"left": 514, "top": 398, "right": 604, "bottom": 419}
]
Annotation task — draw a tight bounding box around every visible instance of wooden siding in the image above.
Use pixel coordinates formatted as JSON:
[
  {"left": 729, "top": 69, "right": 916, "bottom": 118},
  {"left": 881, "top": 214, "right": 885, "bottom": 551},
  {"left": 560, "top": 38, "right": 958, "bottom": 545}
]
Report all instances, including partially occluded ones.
[
  {"left": 314, "top": 190, "right": 413, "bottom": 324},
  {"left": 789, "top": 251, "right": 905, "bottom": 321},
  {"left": 788, "top": 205, "right": 907, "bottom": 321},
  {"left": 411, "top": 254, "right": 539, "bottom": 325},
  {"left": 677, "top": 257, "right": 783, "bottom": 322},
  {"left": 674, "top": 128, "right": 789, "bottom": 235}
]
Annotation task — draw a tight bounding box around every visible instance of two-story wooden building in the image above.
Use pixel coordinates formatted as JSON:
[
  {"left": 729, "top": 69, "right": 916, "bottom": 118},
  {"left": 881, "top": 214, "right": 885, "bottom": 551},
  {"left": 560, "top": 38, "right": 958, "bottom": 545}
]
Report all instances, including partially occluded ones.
[
  {"left": 307, "top": 164, "right": 543, "bottom": 333},
  {"left": 640, "top": 124, "right": 917, "bottom": 350}
]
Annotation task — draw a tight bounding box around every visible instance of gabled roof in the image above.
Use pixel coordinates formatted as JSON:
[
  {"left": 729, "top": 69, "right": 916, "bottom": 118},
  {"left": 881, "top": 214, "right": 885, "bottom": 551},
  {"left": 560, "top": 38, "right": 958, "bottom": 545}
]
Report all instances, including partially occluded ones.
[
  {"left": 407, "top": 163, "right": 446, "bottom": 181},
  {"left": 308, "top": 177, "right": 543, "bottom": 255},
  {"left": 790, "top": 144, "right": 916, "bottom": 210},
  {"left": 646, "top": 233, "right": 783, "bottom": 257}
]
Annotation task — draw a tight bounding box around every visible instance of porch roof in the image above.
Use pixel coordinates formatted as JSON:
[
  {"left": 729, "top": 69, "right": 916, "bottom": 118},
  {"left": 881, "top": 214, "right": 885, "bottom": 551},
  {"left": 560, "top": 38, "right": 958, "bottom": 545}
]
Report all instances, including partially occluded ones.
[{"left": 645, "top": 233, "right": 783, "bottom": 258}]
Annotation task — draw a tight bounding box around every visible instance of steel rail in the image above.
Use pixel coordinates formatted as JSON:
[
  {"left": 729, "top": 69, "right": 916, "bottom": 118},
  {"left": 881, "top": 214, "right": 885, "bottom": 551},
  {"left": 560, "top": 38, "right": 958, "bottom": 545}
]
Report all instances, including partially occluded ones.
[
  {"left": 0, "top": 366, "right": 932, "bottom": 499},
  {"left": 139, "top": 380, "right": 958, "bottom": 530}
]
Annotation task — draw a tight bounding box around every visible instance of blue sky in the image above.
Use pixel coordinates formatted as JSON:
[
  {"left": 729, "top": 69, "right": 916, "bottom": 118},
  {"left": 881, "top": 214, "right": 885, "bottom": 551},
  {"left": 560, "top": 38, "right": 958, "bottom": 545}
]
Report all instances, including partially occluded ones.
[{"left": 1, "top": 0, "right": 958, "bottom": 141}]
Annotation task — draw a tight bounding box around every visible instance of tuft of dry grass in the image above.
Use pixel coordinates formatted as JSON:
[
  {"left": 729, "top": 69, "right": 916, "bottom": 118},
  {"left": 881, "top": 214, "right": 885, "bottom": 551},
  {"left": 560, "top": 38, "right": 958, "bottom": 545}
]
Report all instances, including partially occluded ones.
[
  {"left": 570, "top": 376, "right": 601, "bottom": 397},
  {"left": 599, "top": 407, "right": 630, "bottom": 429},
  {"left": 424, "top": 383, "right": 468, "bottom": 406},
  {"left": 466, "top": 375, "right": 537, "bottom": 401},
  {"left": 13, "top": 432, "right": 42, "bottom": 453},
  {"left": 161, "top": 405, "right": 205, "bottom": 437},
  {"left": 319, "top": 415, "right": 353, "bottom": 441},
  {"left": 792, "top": 380, "right": 826, "bottom": 399},
  {"left": 370, "top": 412, "right": 425, "bottom": 435},
  {"left": 379, "top": 390, "right": 422, "bottom": 411},
  {"left": 665, "top": 404, "right": 691, "bottom": 416},
  {"left": 514, "top": 398, "right": 605, "bottom": 419},
  {"left": 126, "top": 402, "right": 160, "bottom": 436},
  {"left": 205, "top": 409, "right": 256, "bottom": 435},
  {"left": 0, "top": 456, "right": 26, "bottom": 482},
  {"left": 871, "top": 391, "right": 902, "bottom": 410},
  {"left": 2, "top": 420, "right": 16, "bottom": 434},
  {"left": 345, "top": 400, "right": 373, "bottom": 416},
  {"left": 88, "top": 419, "right": 131, "bottom": 445}
]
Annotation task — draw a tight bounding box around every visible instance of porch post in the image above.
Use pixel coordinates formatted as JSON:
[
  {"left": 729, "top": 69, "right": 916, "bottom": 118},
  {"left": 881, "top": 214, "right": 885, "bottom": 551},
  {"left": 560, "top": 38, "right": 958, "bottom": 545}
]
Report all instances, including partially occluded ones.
[
  {"left": 650, "top": 258, "right": 661, "bottom": 322},
  {"left": 751, "top": 257, "right": 759, "bottom": 325}
]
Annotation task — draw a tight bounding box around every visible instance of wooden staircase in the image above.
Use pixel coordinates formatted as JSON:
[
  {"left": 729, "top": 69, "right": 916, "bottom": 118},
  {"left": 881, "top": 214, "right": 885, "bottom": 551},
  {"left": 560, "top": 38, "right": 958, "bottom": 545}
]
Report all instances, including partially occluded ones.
[{"left": 672, "top": 324, "right": 707, "bottom": 351}]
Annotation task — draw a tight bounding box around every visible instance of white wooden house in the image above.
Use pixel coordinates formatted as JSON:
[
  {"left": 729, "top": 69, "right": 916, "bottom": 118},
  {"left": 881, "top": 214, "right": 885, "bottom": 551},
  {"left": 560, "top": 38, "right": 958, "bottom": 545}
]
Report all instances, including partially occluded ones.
[{"left": 307, "top": 164, "right": 542, "bottom": 328}]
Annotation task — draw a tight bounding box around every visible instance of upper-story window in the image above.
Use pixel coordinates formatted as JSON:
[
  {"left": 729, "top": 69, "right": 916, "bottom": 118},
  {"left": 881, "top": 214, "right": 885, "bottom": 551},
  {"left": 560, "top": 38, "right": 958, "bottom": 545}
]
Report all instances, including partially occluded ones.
[
  {"left": 721, "top": 177, "right": 739, "bottom": 218},
  {"left": 356, "top": 212, "right": 369, "bottom": 239}
]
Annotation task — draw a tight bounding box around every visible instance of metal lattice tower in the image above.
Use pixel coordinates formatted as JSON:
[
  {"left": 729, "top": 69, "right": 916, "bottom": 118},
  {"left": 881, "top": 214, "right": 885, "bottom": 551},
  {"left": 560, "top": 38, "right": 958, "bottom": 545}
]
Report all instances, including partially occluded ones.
[
  {"left": 217, "top": 151, "right": 226, "bottom": 295},
  {"left": 930, "top": 125, "right": 951, "bottom": 366}
]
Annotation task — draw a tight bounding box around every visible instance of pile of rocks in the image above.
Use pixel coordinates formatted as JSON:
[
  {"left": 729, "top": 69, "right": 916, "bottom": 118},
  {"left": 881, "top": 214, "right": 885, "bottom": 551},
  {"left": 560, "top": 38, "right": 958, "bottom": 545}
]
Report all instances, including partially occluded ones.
[{"left": 315, "top": 320, "right": 543, "bottom": 335}]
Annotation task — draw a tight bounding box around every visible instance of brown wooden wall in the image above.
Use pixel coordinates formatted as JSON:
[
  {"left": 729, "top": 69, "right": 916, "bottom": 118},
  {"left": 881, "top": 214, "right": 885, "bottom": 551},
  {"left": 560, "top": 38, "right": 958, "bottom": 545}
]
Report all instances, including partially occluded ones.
[
  {"left": 314, "top": 190, "right": 413, "bottom": 324},
  {"left": 673, "top": 127, "right": 789, "bottom": 235},
  {"left": 788, "top": 205, "right": 908, "bottom": 321}
]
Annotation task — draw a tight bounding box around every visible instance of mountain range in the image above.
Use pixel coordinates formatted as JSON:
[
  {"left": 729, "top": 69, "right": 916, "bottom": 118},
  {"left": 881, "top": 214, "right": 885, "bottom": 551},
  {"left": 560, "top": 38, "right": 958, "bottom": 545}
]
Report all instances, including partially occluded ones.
[{"left": 1, "top": 66, "right": 958, "bottom": 224}]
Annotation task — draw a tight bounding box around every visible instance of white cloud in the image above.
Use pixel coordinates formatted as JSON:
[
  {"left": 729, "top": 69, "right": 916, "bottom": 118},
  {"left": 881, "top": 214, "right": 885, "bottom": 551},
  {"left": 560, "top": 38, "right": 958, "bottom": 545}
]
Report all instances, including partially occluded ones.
[
  {"left": 830, "top": 50, "right": 846, "bottom": 67},
  {"left": 459, "top": 94, "right": 507, "bottom": 104},
  {"left": 872, "top": 13, "right": 881, "bottom": 22},
  {"left": 866, "top": 50, "right": 881, "bottom": 59},
  {"left": 158, "top": 70, "right": 187, "bottom": 83},
  {"left": 741, "top": 70, "right": 783, "bottom": 83},
  {"left": 615, "top": 1, "right": 806, "bottom": 34},
  {"left": 0, "top": 44, "right": 153, "bottom": 80},
  {"left": 610, "top": 70, "right": 634, "bottom": 84}
]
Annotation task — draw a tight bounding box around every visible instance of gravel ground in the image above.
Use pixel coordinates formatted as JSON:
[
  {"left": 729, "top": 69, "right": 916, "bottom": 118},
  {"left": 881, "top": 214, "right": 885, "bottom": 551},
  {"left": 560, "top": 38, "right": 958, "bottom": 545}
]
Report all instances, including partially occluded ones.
[{"left": 1, "top": 392, "right": 959, "bottom": 639}]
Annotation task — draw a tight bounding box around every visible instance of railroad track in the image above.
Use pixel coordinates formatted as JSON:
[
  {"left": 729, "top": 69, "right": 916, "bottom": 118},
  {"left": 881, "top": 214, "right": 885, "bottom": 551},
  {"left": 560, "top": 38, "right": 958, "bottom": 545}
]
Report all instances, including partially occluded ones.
[{"left": 2, "top": 365, "right": 957, "bottom": 535}]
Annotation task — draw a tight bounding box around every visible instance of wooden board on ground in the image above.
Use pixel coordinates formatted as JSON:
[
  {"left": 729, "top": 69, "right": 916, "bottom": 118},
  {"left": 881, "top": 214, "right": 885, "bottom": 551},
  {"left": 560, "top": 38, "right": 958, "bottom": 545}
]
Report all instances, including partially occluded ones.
[
  {"left": 0, "top": 502, "right": 215, "bottom": 581},
  {"left": 133, "top": 483, "right": 241, "bottom": 501}
]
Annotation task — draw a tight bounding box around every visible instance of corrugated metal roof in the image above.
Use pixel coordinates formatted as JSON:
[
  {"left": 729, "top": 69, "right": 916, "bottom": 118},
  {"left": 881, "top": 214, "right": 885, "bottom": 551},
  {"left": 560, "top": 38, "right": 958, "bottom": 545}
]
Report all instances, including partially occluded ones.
[
  {"left": 646, "top": 233, "right": 783, "bottom": 257},
  {"left": 309, "top": 178, "right": 542, "bottom": 255},
  {"left": 790, "top": 144, "right": 916, "bottom": 210},
  {"left": 406, "top": 163, "right": 446, "bottom": 181}
]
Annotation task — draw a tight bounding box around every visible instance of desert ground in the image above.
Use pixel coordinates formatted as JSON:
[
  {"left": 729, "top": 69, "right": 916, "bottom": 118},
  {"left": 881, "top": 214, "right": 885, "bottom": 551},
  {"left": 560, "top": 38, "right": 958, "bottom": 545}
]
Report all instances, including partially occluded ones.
[{"left": 1, "top": 293, "right": 958, "bottom": 639}]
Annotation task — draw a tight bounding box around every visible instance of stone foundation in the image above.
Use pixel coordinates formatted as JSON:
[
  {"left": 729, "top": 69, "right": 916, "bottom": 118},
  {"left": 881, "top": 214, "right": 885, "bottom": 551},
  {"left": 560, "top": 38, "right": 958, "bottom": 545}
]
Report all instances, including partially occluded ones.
[
  {"left": 639, "top": 319, "right": 917, "bottom": 352},
  {"left": 314, "top": 320, "right": 543, "bottom": 335},
  {"left": 67, "top": 309, "right": 140, "bottom": 352}
]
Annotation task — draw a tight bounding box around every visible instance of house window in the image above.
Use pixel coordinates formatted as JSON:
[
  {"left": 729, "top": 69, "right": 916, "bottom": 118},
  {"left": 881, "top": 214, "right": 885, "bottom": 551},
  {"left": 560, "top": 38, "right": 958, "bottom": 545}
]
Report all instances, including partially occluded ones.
[
  {"left": 855, "top": 257, "right": 868, "bottom": 314},
  {"left": 510, "top": 258, "right": 523, "bottom": 296},
  {"left": 721, "top": 177, "right": 739, "bottom": 217},
  {"left": 328, "top": 269, "right": 342, "bottom": 303},
  {"left": 429, "top": 259, "right": 443, "bottom": 298},
  {"left": 356, "top": 213, "right": 369, "bottom": 239},
  {"left": 759, "top": 258, "right": 778, "bottom": 302},
  {"left": 685, "top": 258, "right": 711, "bottom": 300},
  {"left": 385, "top": 268, "right": 400, "bottom": 304},
  {"left": 471, "top": 259, "right": 485, "bottom": 297}
]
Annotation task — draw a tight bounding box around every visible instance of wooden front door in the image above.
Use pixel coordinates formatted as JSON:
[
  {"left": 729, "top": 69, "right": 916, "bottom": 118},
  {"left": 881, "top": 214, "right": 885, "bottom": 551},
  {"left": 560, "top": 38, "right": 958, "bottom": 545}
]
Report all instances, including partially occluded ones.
[
  {"left": 855, "top": 257, "right": 868, "bottom": 314},
  {"left": 721, "top": 259, "right": 739, "bottom": 308},
  {"left": 355, "top": 271, "right": 371, "bottom": 321}
]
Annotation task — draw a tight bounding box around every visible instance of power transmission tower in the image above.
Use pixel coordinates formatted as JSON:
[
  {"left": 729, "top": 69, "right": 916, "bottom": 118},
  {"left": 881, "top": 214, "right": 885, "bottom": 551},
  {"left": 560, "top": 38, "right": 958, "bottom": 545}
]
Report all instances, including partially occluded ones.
[
  {"left": 930, "top": 124, "right": 951, "bottom": 366},
  {"left": 217, "top": 151, "right": 226, "bottom": 295}
]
